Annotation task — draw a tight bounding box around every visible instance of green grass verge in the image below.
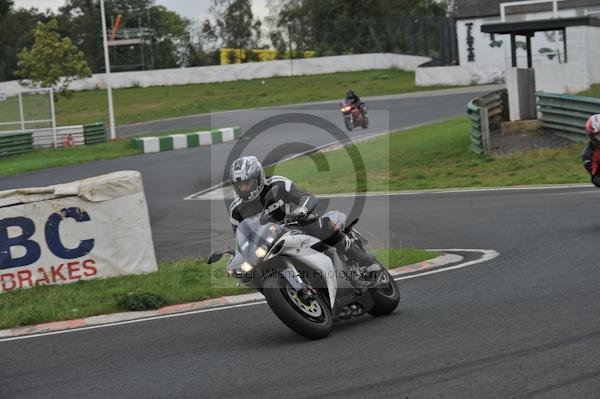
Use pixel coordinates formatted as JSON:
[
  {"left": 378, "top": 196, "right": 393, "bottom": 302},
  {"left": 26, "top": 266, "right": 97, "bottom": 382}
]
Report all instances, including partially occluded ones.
[
  {"left": 53, "top": 69, "right": 453, "bottom": 126},
  {"left": 576, "top": 84, "right": 600, "bottom": 98},
  {"left": 0, "top": 139, "right": 140, "bottom": 178},
  {"left": 0, "top": 248, "right": 436, "bottom": 330},
  {"left": 266, "top": 116, "right": 587, "bottom": 192}
]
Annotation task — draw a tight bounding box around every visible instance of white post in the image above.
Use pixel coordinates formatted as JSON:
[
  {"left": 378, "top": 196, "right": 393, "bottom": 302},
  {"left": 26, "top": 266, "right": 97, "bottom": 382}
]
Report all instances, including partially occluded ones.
[
  {"left": 100, "top": 0, "right": 116, "bottom": 140},
  {"left": 49, "top": 88, "right": 57, "bottom": 148},
  {"left": 552, "top": 0, "right": 558, "bottom": 18},
  {"left": 18, "top": 92, "right": 25, "bottom": 130}
]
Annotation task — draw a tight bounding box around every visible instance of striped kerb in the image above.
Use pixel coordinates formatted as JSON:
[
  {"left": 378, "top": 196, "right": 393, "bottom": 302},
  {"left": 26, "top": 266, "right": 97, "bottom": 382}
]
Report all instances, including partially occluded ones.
[{"left": 131, "top": 126, "right": 240, "bottom": 154}]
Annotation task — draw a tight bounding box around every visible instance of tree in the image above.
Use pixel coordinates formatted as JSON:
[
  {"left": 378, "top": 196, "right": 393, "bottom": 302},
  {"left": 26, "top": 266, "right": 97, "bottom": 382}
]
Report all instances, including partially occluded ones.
[
  {"left": 203, "top": 0, "right": 262, "bottom": 62},
  {"left": 17, "top": 19, "right": 92, "bottom": 100},
  {"left": 266, "top": 0, "right": 452, "bottom": 56},
  {"left": 0, "top": 6, "right": 48, "bottom": 82},
  {"left": 57, "top": 0, "right": 192, "bottom": 72},
  {"left": 0, "top": 0, "right": 12, "bottom": 18}
]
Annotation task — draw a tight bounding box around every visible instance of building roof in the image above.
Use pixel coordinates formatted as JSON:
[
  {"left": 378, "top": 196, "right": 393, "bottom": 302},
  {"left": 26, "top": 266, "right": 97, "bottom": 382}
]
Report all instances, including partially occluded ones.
[
  {"left": 481, "top": 15, "right": 600, "bottom": 34},
  {"left": 455, "top": 0, "right": 600, "bottom": 20}
]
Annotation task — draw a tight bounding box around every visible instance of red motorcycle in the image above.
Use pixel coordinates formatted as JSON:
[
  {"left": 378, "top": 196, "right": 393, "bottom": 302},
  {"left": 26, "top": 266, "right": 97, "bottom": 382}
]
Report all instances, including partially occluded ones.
[{"left": 339, "top": 99, "right": 369, "bottom": 131}]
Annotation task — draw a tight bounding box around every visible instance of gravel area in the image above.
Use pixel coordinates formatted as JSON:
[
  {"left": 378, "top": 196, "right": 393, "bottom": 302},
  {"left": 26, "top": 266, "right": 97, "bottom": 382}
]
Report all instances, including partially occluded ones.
[{"left": 490, "top": 131, "right": 574, "bottom": 155}]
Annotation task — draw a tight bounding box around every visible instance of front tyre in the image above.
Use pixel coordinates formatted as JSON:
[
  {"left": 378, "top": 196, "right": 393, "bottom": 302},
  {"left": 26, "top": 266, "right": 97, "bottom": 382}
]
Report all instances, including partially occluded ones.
[
  {"left": 344, "top": 115, "right": 354, "bottom": 131},
  {"left": 368, "top": 268, "right": 400, "bottom": 316},
  {"left": 263, "top": 274, "right": 333, "bottom": 340}
]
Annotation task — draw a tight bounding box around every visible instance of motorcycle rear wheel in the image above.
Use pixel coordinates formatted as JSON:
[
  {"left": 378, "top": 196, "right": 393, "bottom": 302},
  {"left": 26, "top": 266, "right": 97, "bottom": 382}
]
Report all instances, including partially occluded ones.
[
  {"left": 361, "top": 113, "right": 369, "bottom": 129},
  {"left": 367, "top": 268, "right": 400, "bottom": 316},
  {"left": 263, "top": 274, "right": 333, "bottom": 340}
]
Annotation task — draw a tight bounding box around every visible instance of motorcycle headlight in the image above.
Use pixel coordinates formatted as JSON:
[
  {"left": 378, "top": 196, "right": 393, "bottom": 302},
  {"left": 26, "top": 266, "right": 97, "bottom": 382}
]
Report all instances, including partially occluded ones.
[
  {"left": 255, "top": 246, "right": 268, "bottom": 258},
  {"left": 240, "top": 262, "right": 254, "bottom": 273}
]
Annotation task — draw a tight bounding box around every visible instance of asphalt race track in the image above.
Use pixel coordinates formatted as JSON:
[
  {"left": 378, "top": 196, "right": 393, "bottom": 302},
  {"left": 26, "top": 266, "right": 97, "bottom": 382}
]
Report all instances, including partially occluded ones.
[
  {"left": 0, "top": 86, "right": 499, "bottom": 262},
  {"left": 3, "top": 86, "right": 600, "bottom": 397},
  {"left": 2, "top": 187, "right": 600, "bottom": 398}
]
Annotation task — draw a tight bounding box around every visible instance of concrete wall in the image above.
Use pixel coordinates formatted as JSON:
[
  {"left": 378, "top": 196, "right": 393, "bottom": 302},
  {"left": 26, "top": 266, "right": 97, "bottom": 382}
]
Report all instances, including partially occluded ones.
[
  {"left": 416, "top": 64, "right": 505, "bottom": 86},
  {"left": 536, "top": 26, "right": 600, "bottom": 93},
  {"left": 0, "top": 53, "right": 430, "bottom": 98}
]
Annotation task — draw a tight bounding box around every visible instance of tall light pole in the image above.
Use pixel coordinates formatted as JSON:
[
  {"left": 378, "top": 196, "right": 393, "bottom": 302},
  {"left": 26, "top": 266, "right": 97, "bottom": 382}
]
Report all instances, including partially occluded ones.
[{"left": 99, "top": 0, "right": 116, "bottom": 140}]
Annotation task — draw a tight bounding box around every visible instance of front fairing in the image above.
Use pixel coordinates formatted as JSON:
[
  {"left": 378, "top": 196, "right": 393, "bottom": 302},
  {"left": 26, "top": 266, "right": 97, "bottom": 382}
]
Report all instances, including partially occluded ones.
[{"left": 228, "top": 214, "right": 285, "bottom": 275}]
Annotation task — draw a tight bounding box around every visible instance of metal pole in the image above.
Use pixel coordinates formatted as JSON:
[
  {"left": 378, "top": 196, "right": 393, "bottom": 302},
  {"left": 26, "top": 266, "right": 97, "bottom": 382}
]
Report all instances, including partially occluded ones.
[
  {"left": 511, "top": 34, "right": 517, "bottom": 68},
  {"left": 18, "top": 92, "right": 25, "bottom": 130},
  {"left": 49, "top": 89, "right": 57, "bottom": 148},
  {"left": 100, "top": 0, "right": 116, "bottom": 140},
  {"left": 287, "top": 23, "right": 293, "bottom": 76},
  {"left": 526, "top": 34, "right": 533, "bottom": 68}
]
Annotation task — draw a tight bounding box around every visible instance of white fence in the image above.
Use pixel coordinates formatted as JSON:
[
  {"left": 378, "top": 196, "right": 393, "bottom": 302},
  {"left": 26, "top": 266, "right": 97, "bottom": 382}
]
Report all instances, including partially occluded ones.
[
  {"left": 0, "top": 53, "right": 431, "bottom": 96},
  {"left": 32, "top": 125, "right": 85, "bottom": 148}
]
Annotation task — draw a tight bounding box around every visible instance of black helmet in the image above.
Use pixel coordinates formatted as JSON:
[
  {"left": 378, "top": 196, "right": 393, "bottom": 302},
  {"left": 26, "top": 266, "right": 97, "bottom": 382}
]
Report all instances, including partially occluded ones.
[
  {"left": 230, "top": 156, "right": 265, "bottom": 202},
  {"left": 346, "top": 89, "right": 355, "bottom": 97}
]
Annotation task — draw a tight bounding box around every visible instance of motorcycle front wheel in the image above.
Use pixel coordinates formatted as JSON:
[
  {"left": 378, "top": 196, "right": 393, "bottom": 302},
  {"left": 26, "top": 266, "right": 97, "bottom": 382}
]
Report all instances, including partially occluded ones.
[
  {"left": 344, "top": 115, "right": 354, "bottom": 131},
  {"left": 263, "top": 274, "right": 333, "bottom": 340}
]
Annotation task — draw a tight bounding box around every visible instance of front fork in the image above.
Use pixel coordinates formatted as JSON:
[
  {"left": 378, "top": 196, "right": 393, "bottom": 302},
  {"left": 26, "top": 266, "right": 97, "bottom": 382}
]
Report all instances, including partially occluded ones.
[{"left": 281, "top": 258, "right": 316, "bottom": 302}]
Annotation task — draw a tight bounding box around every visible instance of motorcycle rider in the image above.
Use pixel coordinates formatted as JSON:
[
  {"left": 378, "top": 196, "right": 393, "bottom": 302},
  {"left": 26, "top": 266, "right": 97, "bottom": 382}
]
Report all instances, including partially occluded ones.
[
  {"left": 345, "top": 89, "right": 366, "bottom": 116},
  {"left": 228, "top": 155, "right": 376, "bottom": 269},
  {"left": 583, "top": 114, "right": 600, "bottom": 188}
]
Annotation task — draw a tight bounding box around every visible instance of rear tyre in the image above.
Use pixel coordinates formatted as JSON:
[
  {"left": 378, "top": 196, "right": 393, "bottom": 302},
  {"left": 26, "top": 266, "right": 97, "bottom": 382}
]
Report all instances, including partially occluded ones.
[
  {"left": 367, "top": 268, "right": 400, "bottom": 316},
  {"left": 263, "top": 274, "right": 333, "bottom": 340},
  {"left": 361, "top": 113, "right": 369, "bottom": 129}
]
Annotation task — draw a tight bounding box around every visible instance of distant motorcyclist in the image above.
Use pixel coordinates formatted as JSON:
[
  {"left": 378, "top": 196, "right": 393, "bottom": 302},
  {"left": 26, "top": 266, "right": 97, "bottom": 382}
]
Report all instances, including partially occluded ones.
[
  {"left": 229, "top": 155, "right": 375, "bottom": 268},
  {"left": 345, "top": 89, "right": 366, "bottom": 115},
  {"left": 582, "top": 114, "right": 600, "bottom": 188}
]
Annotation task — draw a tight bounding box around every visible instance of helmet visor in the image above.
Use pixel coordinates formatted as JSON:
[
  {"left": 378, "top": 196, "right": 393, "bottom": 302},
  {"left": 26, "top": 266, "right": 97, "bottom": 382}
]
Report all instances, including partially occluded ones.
[{"left": 233, "top": 177, "right": 259, "bottom": 198}]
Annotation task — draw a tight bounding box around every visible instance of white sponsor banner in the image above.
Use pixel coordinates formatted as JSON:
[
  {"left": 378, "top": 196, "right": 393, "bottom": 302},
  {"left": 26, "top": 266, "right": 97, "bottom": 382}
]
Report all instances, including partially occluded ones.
[{"left": 0, "top": 171, "right": 157, "bottom": 293}]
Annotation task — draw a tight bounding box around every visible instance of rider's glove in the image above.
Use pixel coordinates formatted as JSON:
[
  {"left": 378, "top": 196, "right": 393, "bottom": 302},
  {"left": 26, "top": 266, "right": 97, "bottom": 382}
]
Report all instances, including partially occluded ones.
[{"left": 285, "top": 206, "right": 308, "bottom": 223}]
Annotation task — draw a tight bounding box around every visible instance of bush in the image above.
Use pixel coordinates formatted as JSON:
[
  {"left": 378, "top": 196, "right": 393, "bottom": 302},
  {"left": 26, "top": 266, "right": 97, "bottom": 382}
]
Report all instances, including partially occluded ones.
[{"left": 116, "top": 291, "right": 167, "bottom": 311}]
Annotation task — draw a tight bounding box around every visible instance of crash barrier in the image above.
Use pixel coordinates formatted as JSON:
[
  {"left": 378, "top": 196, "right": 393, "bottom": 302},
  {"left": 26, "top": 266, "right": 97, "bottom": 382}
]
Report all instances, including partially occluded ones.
[
  {"left": 0, "top": 123, "right": 106, "bottom": 157},
  {"left": 467, "top": 89, "right": 509, "bottom": 154},
  {"left": 536, "top": 92, "right": 600, "bottom": 142},
  {"left": 0, "top": 171, "right": 157, "bottom": 293},
  {"left": 84, "top": 122, "right": 107, "bottom": 145},
  {"left": 0, "top": 131, "right": 33, "bottom": 157},
  {"left": 131, "top": 126, "right": 241, "bottom": 154}
]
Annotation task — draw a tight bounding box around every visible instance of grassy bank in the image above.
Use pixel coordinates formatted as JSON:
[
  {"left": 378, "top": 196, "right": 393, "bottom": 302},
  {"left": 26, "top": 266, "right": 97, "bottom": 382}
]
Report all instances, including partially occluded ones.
[
  {"left": 267, "top": 116, "right": 586, "bottom": 192},
  {"left": 0, "top": 139, "right": 139, "bottom": 178},
  {"left": 54, "top": 69, "right": 452, "bottom": 126},
  {"left": 0, "top": 248, "right": 436, "bottom": 330}
]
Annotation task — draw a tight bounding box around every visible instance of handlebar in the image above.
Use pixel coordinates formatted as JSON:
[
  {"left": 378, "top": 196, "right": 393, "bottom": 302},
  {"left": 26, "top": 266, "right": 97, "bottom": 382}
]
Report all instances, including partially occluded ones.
[{"left": 283, "top": 215, "right": 320, "bottom": 227}]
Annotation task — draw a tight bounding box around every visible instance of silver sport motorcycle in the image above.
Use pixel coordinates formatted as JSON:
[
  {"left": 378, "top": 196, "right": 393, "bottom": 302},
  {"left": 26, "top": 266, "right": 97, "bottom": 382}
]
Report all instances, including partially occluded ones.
[{"left": 208, "top": 187, "right": 400, "bottom": 340}]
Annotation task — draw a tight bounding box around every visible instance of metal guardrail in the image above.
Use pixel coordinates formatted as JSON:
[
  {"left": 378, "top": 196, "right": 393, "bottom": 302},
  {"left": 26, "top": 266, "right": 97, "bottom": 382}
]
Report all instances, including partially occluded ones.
[
  {"left": 467, "top": 89, "right": 508, "bottom": 154},
  {"left": 0, "top": 122, "right": 105, "bottom": 157},
  {"left": 536, "top": 92, "right": 600, "bottom": 142},
  {"left": 83, "top": 123, "right": 107, "bottom": 145},
  {"left": 0, "top": 131, "right": 33, "bottom": 157}
]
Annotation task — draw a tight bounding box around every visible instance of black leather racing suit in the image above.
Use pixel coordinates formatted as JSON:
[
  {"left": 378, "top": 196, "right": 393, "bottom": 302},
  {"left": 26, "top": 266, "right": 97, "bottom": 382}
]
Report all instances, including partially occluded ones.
[
  {"left": 582, "top": 143, "right": 600, "bottom": 188},
  {"left": 345, "top": 92, "right": 365, "bottom": 112},
  {"left": 229, "top": 175, "right": 373, "bottom": 265}
]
